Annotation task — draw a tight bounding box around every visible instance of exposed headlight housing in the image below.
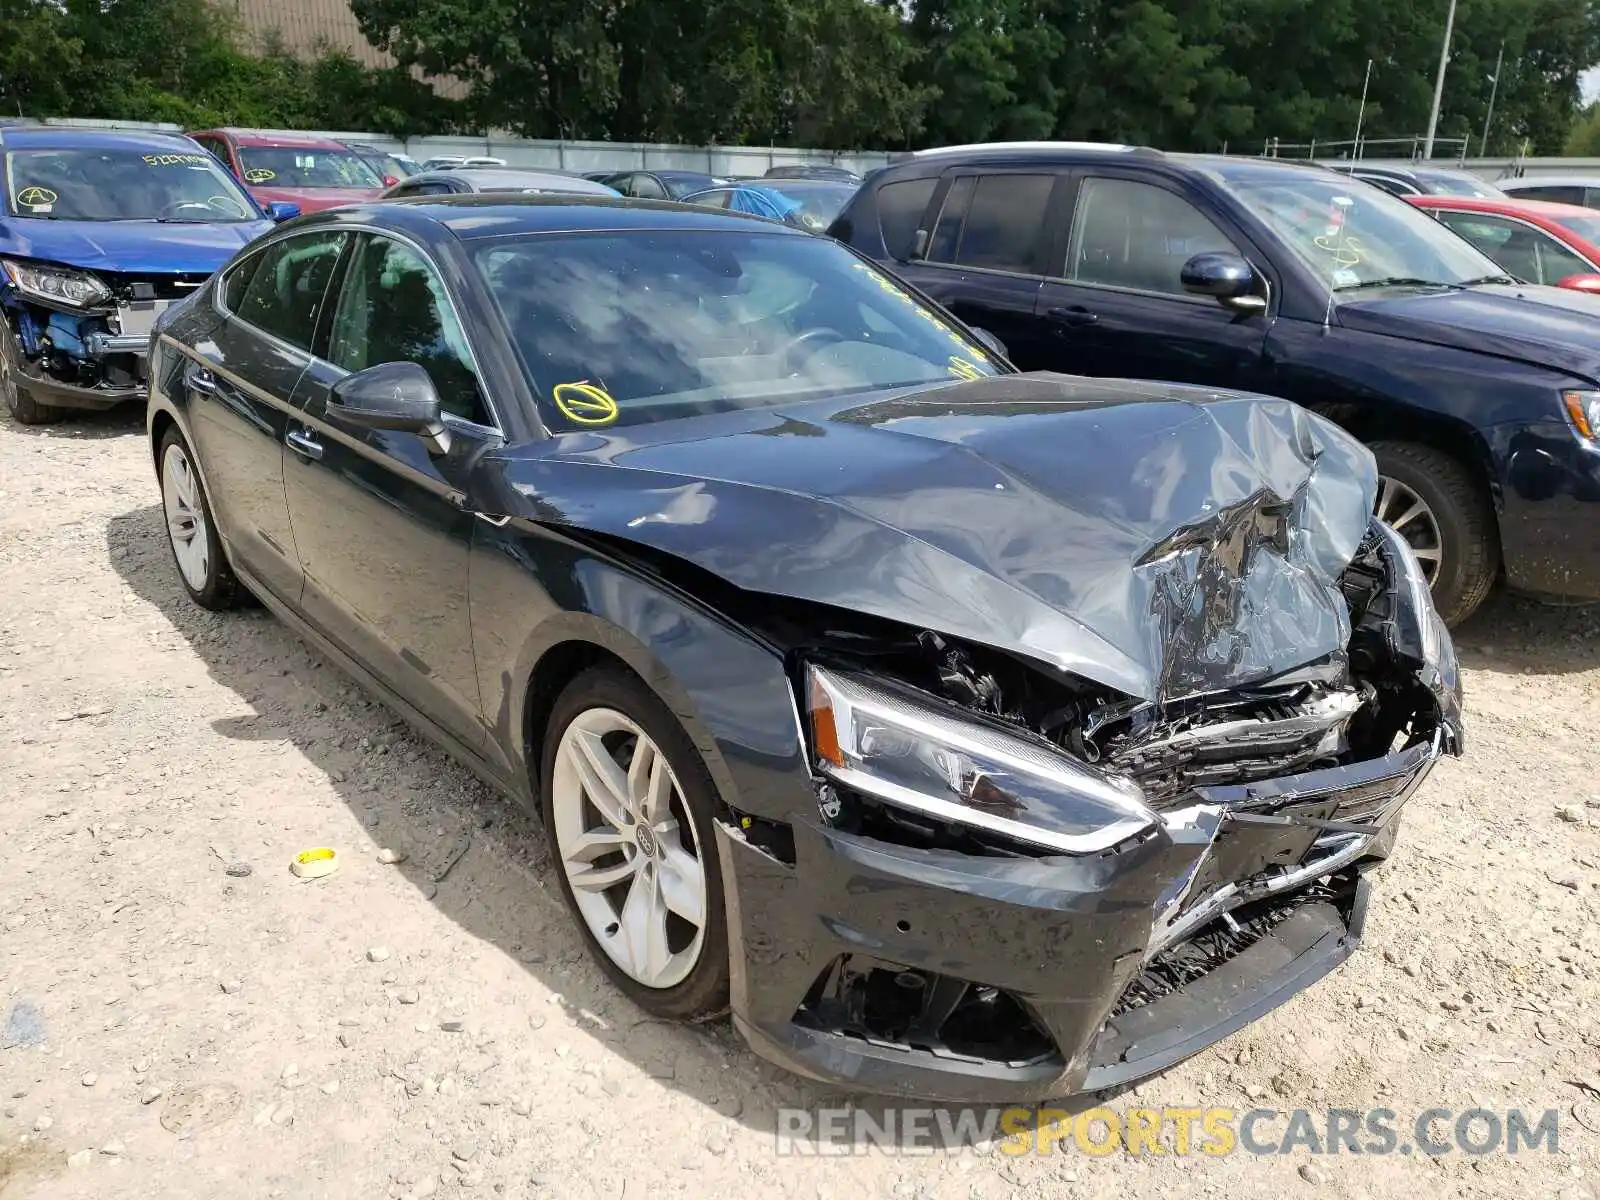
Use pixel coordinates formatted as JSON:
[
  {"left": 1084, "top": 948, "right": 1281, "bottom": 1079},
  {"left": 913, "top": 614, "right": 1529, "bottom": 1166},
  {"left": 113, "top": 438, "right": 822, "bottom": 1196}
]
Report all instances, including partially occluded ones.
[
  {"left": 1, "top": 258, "right": 112, "bottom": 309},
  {"left": 1562, "top": 389, "right": 1600, "bottom": 444},
  {"left": 1373, "top": 520, "right": 1464, "bottom": 750},
  {"left": 804, "top": 663, "right": 1158, "bottom": 854}
]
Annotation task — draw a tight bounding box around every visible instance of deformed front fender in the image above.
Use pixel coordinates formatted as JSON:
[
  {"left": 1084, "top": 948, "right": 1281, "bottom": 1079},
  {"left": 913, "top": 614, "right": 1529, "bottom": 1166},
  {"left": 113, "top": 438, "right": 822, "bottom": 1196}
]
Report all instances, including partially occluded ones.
[{"left": 469, "top": 519, "right": 812, "bottom": 820}]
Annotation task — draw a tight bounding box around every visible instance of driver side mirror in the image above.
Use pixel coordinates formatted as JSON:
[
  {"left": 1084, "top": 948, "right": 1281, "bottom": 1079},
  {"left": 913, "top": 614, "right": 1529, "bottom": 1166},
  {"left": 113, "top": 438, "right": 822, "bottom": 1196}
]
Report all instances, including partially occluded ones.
[
  {"left": 328, "top": 362, "right": 452, "bottom": 456},
  {"left": 265, "top": 201, "right": 301, "bottom": 223},
  {"left": 1181, "top": 252, "right": 1267, "bottom": 314}
]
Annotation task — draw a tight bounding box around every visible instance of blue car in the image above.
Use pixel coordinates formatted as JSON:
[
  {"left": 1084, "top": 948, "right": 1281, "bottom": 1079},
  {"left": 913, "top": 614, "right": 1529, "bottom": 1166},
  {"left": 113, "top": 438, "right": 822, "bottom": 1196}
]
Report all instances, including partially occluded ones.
[
  {"left": 681, "top": 179, "right": 858, "bottom": 232},
  {"left": 1, "top": 126, "right": 292, "bottom": 424}
]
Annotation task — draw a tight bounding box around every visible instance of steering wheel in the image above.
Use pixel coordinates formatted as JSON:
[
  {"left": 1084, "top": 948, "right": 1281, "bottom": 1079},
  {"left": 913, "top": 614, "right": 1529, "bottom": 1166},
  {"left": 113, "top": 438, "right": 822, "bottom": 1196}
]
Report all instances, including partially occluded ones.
[
  {"left": 779, "top": 327, "right": 848, "bottom": 375},
  {"left": 159, "top": 201, "right": 217, "bottom": 220}
]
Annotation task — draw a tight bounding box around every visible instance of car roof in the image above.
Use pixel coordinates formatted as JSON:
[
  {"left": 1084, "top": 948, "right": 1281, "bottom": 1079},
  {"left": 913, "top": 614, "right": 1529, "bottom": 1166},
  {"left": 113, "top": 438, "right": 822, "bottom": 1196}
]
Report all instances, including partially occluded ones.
[
  {"left": 330, "top": 193, "right": 796, "bottom": 240},
  {"left": 402, "top": 168, "right": 619, "bottom": 194},
  {"left": 1407, "top": 194, "right": 1598, "bottom": 221},
  {"left": 0, "top": 126, "right": 208, "bottom": 153},
  {"left": 1500, "top": 174, "right": 1600, "bottom": 189},
  {"left": 206, "top": 128, "right": 351, "bottom": 149}
]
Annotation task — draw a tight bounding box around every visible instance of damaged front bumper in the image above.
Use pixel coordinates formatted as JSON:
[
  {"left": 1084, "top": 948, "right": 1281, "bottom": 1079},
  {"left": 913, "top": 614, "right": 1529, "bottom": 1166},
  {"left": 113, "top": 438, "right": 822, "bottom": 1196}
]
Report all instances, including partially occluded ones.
[{"left": 718, "top": 735, "right": 1434, "bottom": 1103}]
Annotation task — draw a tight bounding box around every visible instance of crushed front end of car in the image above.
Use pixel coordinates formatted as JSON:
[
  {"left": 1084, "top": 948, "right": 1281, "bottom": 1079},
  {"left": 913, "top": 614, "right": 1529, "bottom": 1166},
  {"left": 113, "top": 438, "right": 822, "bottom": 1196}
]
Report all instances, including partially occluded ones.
[{"left": 1, "top": 258, "right": 205, "bottom": 411}]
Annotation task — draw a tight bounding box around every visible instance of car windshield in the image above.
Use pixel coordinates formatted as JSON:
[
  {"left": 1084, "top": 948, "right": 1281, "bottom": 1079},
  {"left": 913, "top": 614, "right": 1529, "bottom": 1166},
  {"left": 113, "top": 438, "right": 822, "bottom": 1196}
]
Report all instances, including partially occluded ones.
[
  {"left": 1550, "top": 211, "right": 1600, "bottom": 244},
  {"left": 236, "top": 146, "right": 381, "bottom": 189},
  {"left": 1420, "top": 173, "right": 1502, "bottom": 198},
  {"left": 1222, "top": 171, "right": 1503, "bottom": 290},
  {"left": 474, "top": 229, "right": 1003, "bottom": 430},
  {"left": 3, "top": 147, "right": 258, "bottom": 221}
]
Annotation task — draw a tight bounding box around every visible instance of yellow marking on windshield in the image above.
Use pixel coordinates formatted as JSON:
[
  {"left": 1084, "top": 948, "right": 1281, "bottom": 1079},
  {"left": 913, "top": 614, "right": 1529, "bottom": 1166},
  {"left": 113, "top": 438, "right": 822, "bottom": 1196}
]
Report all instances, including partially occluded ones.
[
  {"left": 552, "top": 381, "right": 620, "bottom": 426},
  {"left": 143, "top": 153, "right": 212, "bottom": 167},
  {"left": 15, "top": 186, "right": 57, "bottom": 207},
  {"left": 244, "top": 168, "right": 276, "bottom": 183},
  {"left": 947, "top": 356, "right": 985, "bottom": 381}
]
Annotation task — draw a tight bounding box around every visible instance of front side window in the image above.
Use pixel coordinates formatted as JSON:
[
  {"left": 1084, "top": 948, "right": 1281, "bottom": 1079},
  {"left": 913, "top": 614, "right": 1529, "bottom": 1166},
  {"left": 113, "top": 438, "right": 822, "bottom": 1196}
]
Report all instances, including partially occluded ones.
[
  {"left": 229, "top": 231, "right": 349, "bottom": 349},
  {"left": 473, "top": 229, "right": 1002, "bottom": 431},
  {"left": 327, "top": 235, "right": 488, "bottom": 426},
  {"left": 629, "top": 174, "right": 669, "bottom": 200},
  {"left": 4, "top": 147, "right": 258, "bottom": 221},
  {"left": 926, "top": 174, "right": 1053, "bottom": 273},
  {"left": 1216, "top": 167, "right": 1503, "bottom": 290},
  {"left": 1070, "top": 177, "right": 1239, "bottom": 294},
  {"left": 236, "top": 147, "right": 382, "bottom": 189},
  {"left": 1434, "top": 211, "right": 1595, "bottom": 284}
]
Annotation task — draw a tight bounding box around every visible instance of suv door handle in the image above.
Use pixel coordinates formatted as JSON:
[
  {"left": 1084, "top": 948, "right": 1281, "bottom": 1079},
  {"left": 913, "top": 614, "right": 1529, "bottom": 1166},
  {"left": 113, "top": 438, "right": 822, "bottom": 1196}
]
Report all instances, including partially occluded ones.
[
  {"left": 285, "top": 428, "right": 324, "bottom": 461},
  {"left": 1047, "top": 306, "right": 1099, "bottom": 327}
]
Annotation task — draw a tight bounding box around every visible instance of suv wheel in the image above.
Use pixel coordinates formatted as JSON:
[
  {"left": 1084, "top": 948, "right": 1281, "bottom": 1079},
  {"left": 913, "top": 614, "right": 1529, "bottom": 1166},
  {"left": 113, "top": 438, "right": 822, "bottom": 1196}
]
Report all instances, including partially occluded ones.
[
  {"left": 1371, "top": 440, "right": 1497, "bottom": 626},
  {"left": 1, "top": 315, "right": 64, "bottom": 425}
]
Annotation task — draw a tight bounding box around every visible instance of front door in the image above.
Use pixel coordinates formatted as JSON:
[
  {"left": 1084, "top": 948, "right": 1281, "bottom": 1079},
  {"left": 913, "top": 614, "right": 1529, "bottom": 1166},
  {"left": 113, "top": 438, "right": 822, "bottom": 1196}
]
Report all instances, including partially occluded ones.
[
  {"left": 1035, "top": 173, "right": 1272, "bottom": 390},
  {"left": 283, "top": 232, "right": 501, "bottom": 755}
]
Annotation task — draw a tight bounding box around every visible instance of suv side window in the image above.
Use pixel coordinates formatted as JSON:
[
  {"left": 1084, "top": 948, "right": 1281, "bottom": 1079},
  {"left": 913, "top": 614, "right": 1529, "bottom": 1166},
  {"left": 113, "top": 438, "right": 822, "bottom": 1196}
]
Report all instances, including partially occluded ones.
[
  {"left": 230, "top": 231, "right": 349, "bottom": 350},
  {"left": 876, "top": 177, "right": 937, "bottom": 259},
  {"left": 926, "top": 174, "right": 1053, "bottom": 272},
  {"left": 1515, "top": 184, "right": 1585, "bottom": 205},
  {"left": 326, "top": 234, "right": 489, "bottom": 427},
  {"left": 629, "top": 174, "right": 668, "bottom": 200},
  {"left": 1069, "top": 177, "right": 1239, "bottom": 295}
]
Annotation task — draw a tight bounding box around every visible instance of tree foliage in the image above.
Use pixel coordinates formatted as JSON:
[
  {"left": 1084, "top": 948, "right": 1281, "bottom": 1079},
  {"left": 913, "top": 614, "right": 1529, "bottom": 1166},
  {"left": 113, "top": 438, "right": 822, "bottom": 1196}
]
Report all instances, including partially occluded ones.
[{"left": 1, "top": 0, "right": 1597, "bottom": 154}]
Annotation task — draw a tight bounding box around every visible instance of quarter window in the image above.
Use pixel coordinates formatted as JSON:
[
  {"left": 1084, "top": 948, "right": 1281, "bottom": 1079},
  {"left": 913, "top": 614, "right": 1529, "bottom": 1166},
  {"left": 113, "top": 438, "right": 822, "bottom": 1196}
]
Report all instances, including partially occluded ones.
[
  {"left": 229, "top": 231, "right": 349, "bottom": 350},
  {"left": 876, "top": 177, "right": 937, "bottom": 259},
  {"left": 1070, "top": 178, "right": 1239, "bottom": 294},
  {"left": 326, "top": 234, "right": 489, "bottom": 427}
]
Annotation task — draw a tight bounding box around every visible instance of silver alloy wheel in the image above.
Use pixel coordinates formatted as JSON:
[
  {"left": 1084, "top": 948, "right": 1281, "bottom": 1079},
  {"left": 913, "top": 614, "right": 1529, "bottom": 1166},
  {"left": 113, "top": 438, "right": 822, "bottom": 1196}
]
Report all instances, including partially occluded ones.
[
  {"left": 1375, "top": 473, "right": 1443, "bottom": 586},
  {"left": 551, "top": 707, "right": 708, "bottom": 990},
  {"left": 162, "top": 442, "right": 211, "bottom": 592}
]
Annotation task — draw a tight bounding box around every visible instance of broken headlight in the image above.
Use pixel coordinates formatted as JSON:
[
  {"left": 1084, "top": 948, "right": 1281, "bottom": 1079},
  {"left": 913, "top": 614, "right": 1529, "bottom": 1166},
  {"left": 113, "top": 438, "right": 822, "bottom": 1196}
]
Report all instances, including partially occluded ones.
[
  {"left": 1373, "top": 520, "right": 1463, "bottom": 748},
  {"left": 805, "top": 664, "right": 1157, "bottom": 854},
  {"left": 1, "top": 259, "right": 112, "bottom": 308}
]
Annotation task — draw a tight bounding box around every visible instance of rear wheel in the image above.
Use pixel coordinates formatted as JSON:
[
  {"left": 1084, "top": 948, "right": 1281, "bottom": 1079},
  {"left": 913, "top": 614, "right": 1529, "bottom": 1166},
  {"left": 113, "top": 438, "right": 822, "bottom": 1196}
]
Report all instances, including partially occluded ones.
[
  {"left": 1371, "top": 440, "right": 1497, "bottom": 626},
  {"left": 159, "top": 427, "right": 242, "bottom": 610},
  {"left": 541, "top": 665, "right": 729, "bottom": 1021},
  {"left": 0, "top": 314, "right": 64, "bottom": 426}
]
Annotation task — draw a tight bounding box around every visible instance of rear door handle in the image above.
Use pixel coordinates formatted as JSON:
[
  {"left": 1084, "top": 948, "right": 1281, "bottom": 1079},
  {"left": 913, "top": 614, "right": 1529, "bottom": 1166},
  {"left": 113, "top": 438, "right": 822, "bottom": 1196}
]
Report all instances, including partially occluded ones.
[
  {"left": 285, "top": 428, "right": 324, "bottom": 461},
  {"left": 1047, "top": 306, "right": 1099, "bottom": 327}
]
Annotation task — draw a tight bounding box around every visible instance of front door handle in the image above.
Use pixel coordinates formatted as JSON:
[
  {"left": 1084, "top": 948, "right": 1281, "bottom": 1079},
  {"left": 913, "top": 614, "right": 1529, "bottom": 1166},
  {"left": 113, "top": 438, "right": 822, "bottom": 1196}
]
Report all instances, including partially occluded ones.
[
  {"left": 285, "top": 428, "right": 324, "bottom": 461},
  {"left": 1047, "top": 306, "right": 1099, "bottom": 327}
]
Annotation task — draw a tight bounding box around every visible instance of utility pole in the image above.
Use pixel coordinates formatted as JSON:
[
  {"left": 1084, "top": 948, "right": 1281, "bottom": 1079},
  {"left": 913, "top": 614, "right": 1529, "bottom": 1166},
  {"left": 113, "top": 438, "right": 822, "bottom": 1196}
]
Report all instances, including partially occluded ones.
[
  {"left": 1424, "top": 0, "right": 1459, "bottom": 159},
  {"left": 1480, "top": 41, "right": 1505, "bottom": 156},
  {"left": 1354, "top": 59, "right": 1373, "bottom": 157}
]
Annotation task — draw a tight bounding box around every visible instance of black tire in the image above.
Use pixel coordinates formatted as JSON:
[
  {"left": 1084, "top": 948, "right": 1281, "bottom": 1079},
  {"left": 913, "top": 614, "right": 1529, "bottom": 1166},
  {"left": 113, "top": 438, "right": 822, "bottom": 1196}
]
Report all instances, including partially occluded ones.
[
  {"left": 0, "top": 314, "right": 65, "bottom": 426},
  {"left": 540, "top": 665, "right": 730, "bottom": 1022},
  {"left": 158, "top": 426, "right": 243, "bottom": 611},
  {"left": 1371, "top": 440, "right": 1498, "bottom": 627}
]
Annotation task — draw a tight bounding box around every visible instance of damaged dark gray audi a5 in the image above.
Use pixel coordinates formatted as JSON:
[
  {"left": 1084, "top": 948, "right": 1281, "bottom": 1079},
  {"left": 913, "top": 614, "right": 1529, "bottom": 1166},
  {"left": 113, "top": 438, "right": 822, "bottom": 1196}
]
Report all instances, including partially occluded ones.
[{"left": 146, "top": 196, "right": 1463, "bottom": 1102}]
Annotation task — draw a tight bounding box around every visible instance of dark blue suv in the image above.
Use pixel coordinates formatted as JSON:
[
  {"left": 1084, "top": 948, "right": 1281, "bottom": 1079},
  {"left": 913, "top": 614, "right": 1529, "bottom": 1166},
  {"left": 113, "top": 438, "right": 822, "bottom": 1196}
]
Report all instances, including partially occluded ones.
[{"left": 831, "top": 142, "right": 1600, "bottom": 625}]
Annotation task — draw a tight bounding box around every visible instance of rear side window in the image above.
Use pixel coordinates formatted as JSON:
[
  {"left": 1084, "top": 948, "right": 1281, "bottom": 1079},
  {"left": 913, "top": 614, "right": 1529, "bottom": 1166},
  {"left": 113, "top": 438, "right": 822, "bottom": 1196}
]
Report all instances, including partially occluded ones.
[
  {"left": 1515, "top": 185, "right": 1585, "bottom": 205},
  {"left": 875, "top": 178, "right": 936, "bottom": 259},
  {"left": 927, "top": 174, "right": 1053, "bottom": 273},
  {"left": 230, "top": 231, "right": 349, "bottom": 350}
]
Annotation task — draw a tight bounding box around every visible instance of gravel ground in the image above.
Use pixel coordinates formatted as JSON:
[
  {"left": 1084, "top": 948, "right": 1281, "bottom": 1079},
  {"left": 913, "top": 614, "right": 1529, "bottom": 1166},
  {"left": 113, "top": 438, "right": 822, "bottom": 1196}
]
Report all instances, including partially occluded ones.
[{"left": 1, "top": 405, "right": 1598, "bottom": 1200}]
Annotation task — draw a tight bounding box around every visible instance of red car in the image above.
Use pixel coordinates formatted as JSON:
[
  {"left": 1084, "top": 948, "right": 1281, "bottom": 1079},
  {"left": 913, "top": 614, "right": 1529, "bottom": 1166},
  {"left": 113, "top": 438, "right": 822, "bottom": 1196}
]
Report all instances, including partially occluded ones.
[
  {"left": 185, "top": 128, "right": 386, "bottom": 215},
  {"left": 1406, "top": 193, "right": 1600, "bottom": 292}
]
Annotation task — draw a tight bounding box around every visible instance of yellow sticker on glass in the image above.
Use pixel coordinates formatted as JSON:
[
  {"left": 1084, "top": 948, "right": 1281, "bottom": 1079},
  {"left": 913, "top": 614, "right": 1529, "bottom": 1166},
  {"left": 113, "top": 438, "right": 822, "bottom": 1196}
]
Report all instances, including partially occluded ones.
[
  {"left": 16, "top": 186, "right": 57, "bottom": 208},
  {"left": 243, "top": 168, "right": 276, "bottom": 184},
  {"left": 552, "top": 381, "right": 619, "bottom": 426}
]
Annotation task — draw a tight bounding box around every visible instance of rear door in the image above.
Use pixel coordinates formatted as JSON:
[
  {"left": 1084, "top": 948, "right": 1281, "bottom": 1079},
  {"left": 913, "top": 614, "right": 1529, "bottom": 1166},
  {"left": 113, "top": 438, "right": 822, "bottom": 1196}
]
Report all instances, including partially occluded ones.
[
  {"left": 892, "top": 169, "right": 1061, "bottom": 368},
  {"left": 1034, "top": 170, "right": 1272, "bottom": 388},
  {"left": 283, "top": 230, "right": 497, "bottom": 755},
  {"left": 180, "top": 230, "right": 349, "bottom": 604}
]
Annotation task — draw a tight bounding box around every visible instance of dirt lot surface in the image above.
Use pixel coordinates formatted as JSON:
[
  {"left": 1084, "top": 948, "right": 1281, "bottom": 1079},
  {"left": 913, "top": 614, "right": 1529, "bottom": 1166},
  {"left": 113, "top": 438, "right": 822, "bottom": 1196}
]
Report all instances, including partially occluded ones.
[{"left": 1, "top": 406, "right": 1598, "bottom": 1200}]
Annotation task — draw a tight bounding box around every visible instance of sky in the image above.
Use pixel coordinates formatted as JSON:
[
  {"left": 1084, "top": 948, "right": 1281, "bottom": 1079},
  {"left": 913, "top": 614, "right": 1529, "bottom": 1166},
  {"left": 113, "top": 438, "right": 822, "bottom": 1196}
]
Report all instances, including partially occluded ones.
[{"left": 1584, "top": 66, "right": 1600, "bottom": 105}]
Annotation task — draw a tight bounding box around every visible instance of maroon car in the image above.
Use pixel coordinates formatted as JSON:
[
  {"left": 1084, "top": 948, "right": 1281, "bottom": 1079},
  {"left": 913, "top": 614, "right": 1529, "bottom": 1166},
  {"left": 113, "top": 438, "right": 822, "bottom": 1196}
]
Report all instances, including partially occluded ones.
[{"left": 186, "top": 128, "right": 385, "bottom": 215}]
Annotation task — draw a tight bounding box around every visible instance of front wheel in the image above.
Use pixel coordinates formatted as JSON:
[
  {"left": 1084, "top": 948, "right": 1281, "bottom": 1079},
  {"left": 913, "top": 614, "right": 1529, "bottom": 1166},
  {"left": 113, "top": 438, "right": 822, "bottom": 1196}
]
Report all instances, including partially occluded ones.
[
  {"left": 1, "top": 315, "right": 64, "bottom": 426},
  {"left": 541, "top": 665, "right": 729, "bottom": 1021},
  {"left": 1371, "top": 440, "right": 1498, "bottom": 627},
  {"left": 159, "top": 427, "right": 242, "bottom": 610}
]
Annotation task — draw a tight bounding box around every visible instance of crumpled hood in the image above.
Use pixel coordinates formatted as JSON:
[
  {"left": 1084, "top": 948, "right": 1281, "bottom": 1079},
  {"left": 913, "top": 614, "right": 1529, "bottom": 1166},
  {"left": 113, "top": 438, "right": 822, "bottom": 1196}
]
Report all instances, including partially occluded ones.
[
  {"left": 246, "top": 184, "right": 382, "bottom": 213},
  {"left": 1337, "top": 284, "right": 1600, "bottom": 382},
  {"left": 0, "top": 217, "right": 272, "bottom": 274},
  {"left": 495, "top": 373, "right": 1378, "bottom": 704}
]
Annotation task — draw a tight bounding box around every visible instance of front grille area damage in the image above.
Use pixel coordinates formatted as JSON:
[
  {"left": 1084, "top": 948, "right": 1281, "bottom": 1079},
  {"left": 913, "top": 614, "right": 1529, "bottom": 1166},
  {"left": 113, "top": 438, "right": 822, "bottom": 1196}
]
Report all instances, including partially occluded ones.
[
  {"left": 3, "top": 273, "right": 192, "bottom": 396},
  {"left": 794, "top": 954, "right": 1061, "bottom": 1068}
]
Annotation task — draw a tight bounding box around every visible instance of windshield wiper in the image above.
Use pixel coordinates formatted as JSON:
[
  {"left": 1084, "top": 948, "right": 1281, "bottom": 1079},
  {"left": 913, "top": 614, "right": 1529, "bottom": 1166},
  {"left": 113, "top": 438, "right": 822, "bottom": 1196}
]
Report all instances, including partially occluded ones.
[
  {"left": 1334, "top": 276, "right": 1455, "bottom": 292},
  {"left": 1456, "top": 273, "right": 1520, "bottom": 287}
]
